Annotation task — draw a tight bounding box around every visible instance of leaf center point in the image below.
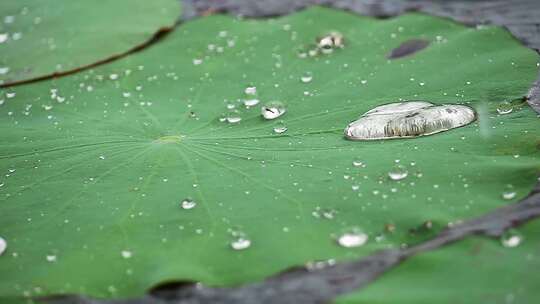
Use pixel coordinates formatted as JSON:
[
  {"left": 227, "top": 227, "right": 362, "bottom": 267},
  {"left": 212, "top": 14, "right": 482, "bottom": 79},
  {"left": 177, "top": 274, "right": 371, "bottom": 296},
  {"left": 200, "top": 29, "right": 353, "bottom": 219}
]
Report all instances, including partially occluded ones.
[{"left": 155, "top": 135, "right": 183, "bottom": 144}]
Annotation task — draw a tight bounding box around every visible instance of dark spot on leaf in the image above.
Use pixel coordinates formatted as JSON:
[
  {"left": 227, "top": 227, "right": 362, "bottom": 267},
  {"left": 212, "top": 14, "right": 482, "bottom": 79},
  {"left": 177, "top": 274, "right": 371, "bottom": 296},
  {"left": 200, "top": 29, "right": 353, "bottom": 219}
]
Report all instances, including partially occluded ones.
[{"left": 387, "top": 39, "right": 430, "bottom": 59}]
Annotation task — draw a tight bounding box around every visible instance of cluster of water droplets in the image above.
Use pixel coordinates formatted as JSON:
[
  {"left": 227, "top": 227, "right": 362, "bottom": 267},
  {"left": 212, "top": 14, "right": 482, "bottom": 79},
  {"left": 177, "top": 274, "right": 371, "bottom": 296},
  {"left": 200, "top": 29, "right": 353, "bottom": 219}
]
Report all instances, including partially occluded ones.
[
  {"left": 297, "top": 32, "right": 345, "bottom": 58},
  {"left": 217, "top": 85, "right": 288, "bottom": 133},
  {"left": 0, "top": 14, "right": 23, "bottom": 79},
  {"left": 191, "top": 30, "right": 237, "bottom": 67},
  {"left": 312, "top": 206, "right": 337, "bottom": 220}
]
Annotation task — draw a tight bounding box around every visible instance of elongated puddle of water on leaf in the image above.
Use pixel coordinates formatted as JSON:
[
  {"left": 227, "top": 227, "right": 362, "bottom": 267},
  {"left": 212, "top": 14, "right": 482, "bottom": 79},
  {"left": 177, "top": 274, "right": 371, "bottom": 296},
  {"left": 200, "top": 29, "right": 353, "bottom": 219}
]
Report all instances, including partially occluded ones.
[{"left": 344, "top": 101, "right": 476, "bottom": 140}]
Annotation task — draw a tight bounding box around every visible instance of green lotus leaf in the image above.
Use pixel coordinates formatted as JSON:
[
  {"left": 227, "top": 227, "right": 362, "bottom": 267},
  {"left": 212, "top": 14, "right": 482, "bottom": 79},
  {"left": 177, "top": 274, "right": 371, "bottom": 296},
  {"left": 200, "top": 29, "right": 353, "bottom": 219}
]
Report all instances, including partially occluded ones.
[
  {"left": 0, "top": 0, "right": 180, "bottom": 85},
  {"left": 0, "top": 6, "right": 538, "bottom": 301},
  {"left": 336, "top": 220, "right": 540, "bottom": 304}
]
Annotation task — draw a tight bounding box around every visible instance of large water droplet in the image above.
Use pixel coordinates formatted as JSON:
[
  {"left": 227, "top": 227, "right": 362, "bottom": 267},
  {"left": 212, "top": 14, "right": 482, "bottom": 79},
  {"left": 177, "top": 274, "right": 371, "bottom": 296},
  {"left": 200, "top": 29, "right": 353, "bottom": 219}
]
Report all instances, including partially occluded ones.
[
  {"left": 337, "top": 229, "right": 368, "bottom": 248},
  {"left": 0, "top": 237, "right": 6, "bottom": 256},
  {"left": 262, "top": 101, "right": 286, "bottom": 120},
  {"left": 388, "top": 164, "right": 408, "bottom": 181},
  {"left": 230, "top": 238, "right": 251, "bottom": 250},
  {"left": 181, "top": 198, "right": 196, "bottom": 210},
  {"left": 501, "top": 230, "right": 522, "bottom": 248},
  {"left": 344, "top": 101, "right": 476, "bottom": 140}
]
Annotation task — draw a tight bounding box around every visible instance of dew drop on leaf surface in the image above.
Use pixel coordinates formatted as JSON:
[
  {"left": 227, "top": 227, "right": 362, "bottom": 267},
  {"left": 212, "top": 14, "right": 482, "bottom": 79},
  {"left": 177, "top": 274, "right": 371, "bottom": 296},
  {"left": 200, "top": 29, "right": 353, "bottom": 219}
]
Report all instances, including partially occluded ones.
[
  {"left": 300, "top": 72, "right": 313, "bottom": 83},
  {"left": 388, "top": 164, "right": 409, "bottom": 181},
  {"left": 230, "top": 238, "right": 251, "bottom": 251},
  {"left": 0, "top": 237, "right": 6, "bottom": 256},
  {"left": 273, "top": 121, "right": 288, "bottom": 134},
  {"left": 496, "top": 101, "right": 513, "bottom": 115},
  {"left": 180, "top": 198, "right": 197, "bottom": 210},
  {"left": 502, "top": 191, "right": 516, "bottom": 200},
  {"left": 121, "top": 250, "right": 133, "bottom": 259},
  {"left": 337, "top": 231, "right": 368, "bottom": 248},
  {"left": 352, "top": 157, "right": 364, "bottom": 167},
  {"left": 500, "top": 230, "right": 522, "bottom": 248},
  {"left": 261, "top": 101, "right": 286, "bottom": 120}
]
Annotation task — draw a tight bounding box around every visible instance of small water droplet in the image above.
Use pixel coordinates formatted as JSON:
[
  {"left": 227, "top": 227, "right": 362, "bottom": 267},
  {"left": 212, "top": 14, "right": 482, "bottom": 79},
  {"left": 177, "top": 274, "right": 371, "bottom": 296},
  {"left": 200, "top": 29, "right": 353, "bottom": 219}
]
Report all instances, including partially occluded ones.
[
  {"left": 121, "top": 250, "right": 133, "bottom": 259},
  {"left": 312, "top": 207, "right": 337, "bottom": 219},
  {"left": 46, "top": 255, "right": 57, "bottom": 262},
  {"left": 502, "top": 191, "right": 516, "bottom": 200},
  {"left": 181, "top": 198, "right": 196, "bottom": 210},
  {"left": 245, "top": 86, "right": 257, "bottom": 95},
  {"left": 261, "top": 101, "right": 286, "bottom": 120},
  {"left": 337, "top": 230, "right": 368, "bottom": 248},
  {"left": 230, "top": 238, "right": 251, "bottom": 250},
  {"left": 300, "top": 72, "right": 313, "bottom": 83},
  {"left": 352, "top": 158, "right": 364, "bottom": 167},
  {"left": 243, "top": 98, "right": 260, "bottom": 107},
  {"left": 388, "top": 164, "right": 408, "bottom": 181},
  {"left": 501, "top": 230, "right": 522, "bottom": 248},
  {"left": 0, "top": 237, "right": 6, "bottom": 256},
  {"left": 0, "top": 33, "right": 7, "bottom": 44},
  {"left": 305, "top": 259, "right": 336, "bottom": 271},
  {"left": 243, "top": 86, "right": 259, "bottom": 107},
  {"left": 226, "top": 113, "right": 242, "bottom": 124},
  {"left": 273, "top": 121, "right": 288, "bottom": 134},
  {"left": 193, "top": 58, "right": 203, "bottom": 65},
  {"left": 496, "top": 102, "right": 513, "bottom": 115}
]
